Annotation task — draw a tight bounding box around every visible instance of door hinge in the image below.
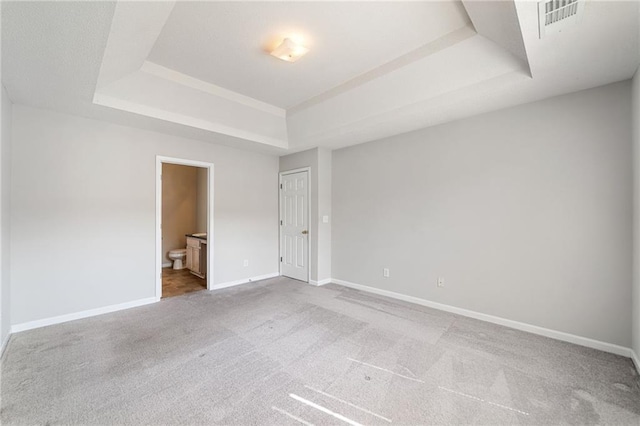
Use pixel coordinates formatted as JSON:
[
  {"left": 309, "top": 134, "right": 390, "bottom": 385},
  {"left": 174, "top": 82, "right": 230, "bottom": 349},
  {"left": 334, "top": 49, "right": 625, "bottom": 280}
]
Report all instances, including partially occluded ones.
[
  {"left": 280, "top": 183, "right": 282, "bottom": 189},
  {"left": 280, "top": 257, "right": 283, "bottom": 262},
  {"left": 280, "top": 220, "right": 283, "bottom": 225}
]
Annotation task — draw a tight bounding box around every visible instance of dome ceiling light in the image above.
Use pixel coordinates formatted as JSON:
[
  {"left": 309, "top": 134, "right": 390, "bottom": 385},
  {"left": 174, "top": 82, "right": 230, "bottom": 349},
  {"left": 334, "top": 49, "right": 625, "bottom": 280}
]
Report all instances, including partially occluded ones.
[{"left": 270, "top": 37, "right": 309, "bottom": 63}]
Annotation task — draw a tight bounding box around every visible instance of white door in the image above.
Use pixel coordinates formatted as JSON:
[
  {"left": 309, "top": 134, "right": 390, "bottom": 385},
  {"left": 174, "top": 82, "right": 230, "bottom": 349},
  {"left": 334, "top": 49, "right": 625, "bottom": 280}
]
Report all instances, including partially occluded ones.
[{"left": 280, "top": 171, "right": 309, "bottom": 282}]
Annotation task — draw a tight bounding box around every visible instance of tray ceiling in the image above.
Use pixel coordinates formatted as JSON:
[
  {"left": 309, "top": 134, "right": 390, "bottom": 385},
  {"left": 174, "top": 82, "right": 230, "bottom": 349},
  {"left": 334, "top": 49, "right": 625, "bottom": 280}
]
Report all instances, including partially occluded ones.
[{"left": 2, "top": 1, "right": 638, "bottom": 154}]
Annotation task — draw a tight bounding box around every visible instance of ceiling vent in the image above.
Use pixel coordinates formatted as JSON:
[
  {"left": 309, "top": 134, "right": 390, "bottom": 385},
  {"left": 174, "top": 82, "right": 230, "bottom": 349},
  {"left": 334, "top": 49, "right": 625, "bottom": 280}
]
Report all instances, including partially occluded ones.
[{"left": 538, "top": 0, "right": 585, "bottom": 38}]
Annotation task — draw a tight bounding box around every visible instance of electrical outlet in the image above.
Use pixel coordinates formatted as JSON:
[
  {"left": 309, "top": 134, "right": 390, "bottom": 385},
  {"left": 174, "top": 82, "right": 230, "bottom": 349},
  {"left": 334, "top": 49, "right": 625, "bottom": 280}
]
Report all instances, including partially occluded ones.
[
  {"left": 243, "top": 259, "right": 249, "bottom": 267},
  {"left": 437, "top": 277, "right": 445, "bottom": 287},
  {"left": 383, "top": 268, "right": 390, "bottom": 278}
]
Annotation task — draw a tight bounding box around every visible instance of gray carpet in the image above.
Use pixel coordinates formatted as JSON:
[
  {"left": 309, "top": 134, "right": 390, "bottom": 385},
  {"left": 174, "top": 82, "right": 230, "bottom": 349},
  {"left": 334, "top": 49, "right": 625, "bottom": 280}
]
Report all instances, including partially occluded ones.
[{"left": 1, "top": 277, "right": 639, "bottom": 425}]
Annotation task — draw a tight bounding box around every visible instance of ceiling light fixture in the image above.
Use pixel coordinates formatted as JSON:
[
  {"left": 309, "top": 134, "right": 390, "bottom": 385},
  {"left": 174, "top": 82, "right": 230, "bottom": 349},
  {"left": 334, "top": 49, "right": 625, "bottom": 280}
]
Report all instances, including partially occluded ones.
[{"left": 270, "top": 38, "right": 309, "bottom": 63}]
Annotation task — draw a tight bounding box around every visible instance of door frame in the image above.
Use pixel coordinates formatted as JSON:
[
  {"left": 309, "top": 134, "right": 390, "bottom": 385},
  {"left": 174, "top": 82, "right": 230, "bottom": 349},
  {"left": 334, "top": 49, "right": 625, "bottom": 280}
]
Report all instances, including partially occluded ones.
[
  {"left": 279, "top": 167, "right": 311, "bottom": 283},
  {"left": 156, "top": 156, "right": 215, "bottom": 299}
]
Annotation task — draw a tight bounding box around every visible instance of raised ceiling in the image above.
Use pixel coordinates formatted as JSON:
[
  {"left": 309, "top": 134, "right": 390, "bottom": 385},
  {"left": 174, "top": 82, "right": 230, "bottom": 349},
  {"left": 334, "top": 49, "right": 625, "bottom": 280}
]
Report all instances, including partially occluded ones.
[
  {"left": 2, "top": 1, "right": 639, "bottom": 154},
  {"left": 148, "top": 1, "right": 470, "bottom": 109}
]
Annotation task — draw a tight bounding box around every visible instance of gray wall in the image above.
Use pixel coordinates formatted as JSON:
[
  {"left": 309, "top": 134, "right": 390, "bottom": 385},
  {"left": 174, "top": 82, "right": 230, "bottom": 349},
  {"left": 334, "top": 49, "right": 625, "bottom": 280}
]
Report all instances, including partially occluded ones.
[
  {"left": 279, "top": 148, "right": 332, "bottom": 282},
  {"left": 332, "top": 81, "right": 632, "bottom": 347},
  {"left": 317, "top": 148, "right": 332, "bottom": 282},
  {"left": 10, "top": 105, "right": 279, "bottom": 325},
  {"left": 161, "top": 163, "right": 198, "bottom": 264},
  {"left": 633, "top": 69, "right": 640, "bottom": 358},
  {"left": 1, "top": 84, "right": 11, "bottom": 348}
]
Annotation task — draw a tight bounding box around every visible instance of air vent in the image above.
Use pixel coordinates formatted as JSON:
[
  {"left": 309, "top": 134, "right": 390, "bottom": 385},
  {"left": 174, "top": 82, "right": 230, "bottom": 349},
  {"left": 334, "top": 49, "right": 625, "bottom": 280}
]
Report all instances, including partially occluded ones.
[{"left": 538, "top": 0, "right": 585, "bottom": 38}]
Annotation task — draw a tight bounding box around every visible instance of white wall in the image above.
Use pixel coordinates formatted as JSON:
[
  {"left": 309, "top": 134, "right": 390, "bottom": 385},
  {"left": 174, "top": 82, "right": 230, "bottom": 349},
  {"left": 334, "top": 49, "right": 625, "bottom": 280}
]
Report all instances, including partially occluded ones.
[
  {"left": 0, "top": 84, "right": 12, "bottom": 350},
  {"left": 633, "top": 69, "right": 640, "bottom": 359},
  {"left": 196, "top": 167, "right": 207, "bottom": 232},
  {"left": 279, "top": 148, "right": 332, "bottom": 283},
  {"left": 333, "top": 81, "right": 632, "bottom": 347},
  {"left": 11, "top": 105, "right": 279, "bottom": 326}
]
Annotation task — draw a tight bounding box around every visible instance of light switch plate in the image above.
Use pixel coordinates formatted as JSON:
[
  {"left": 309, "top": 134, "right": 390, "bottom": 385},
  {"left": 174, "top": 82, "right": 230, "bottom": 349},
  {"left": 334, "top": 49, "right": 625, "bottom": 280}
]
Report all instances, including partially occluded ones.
[{"left": 322, "top": 215, "right": 329, "bottom": 223}]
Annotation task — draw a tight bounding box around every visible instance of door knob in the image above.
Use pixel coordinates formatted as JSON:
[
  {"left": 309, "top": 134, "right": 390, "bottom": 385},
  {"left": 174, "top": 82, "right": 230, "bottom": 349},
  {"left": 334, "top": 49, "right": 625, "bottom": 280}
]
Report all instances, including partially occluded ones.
[{"left": 301, "top": 230, "right": 308, "bottom": 234}]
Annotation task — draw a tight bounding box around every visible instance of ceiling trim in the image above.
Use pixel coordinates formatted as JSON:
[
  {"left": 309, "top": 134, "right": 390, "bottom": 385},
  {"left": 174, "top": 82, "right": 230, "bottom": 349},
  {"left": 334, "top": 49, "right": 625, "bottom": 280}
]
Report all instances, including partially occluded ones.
[
  {"left": 288, "top": 24, "right": 476, "bottom": 116},
  {"left": 140, "top": 61, "right": 286, "bottom": 118},
  {"left": 93, "top": 92, "right": 287, "bottom": 149}
]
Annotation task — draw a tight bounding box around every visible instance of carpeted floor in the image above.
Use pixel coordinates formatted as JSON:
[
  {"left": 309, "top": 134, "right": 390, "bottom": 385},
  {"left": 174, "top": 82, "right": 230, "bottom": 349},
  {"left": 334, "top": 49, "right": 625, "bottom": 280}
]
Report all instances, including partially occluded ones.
[{"left": 1, "top": 277, "right": 639, "bottom": 425}]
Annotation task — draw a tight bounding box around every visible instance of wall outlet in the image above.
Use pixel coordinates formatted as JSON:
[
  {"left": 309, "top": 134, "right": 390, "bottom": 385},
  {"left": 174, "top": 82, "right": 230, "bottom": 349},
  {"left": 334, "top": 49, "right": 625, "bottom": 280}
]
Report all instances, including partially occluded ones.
[
  {"left": 383, "top": 268, "right": 390, "bottom": 278},
  {"left": 243, "top": 259, "right": 249, "bottom": 267},
  {"left": 437, "top": 277, "right": 445, "bottom": 287}
]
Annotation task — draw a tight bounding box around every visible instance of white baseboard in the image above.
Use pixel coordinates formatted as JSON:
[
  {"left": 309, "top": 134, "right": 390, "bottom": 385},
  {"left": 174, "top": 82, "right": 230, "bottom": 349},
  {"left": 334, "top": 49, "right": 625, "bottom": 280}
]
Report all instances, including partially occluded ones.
[
  {"left": 11, "top": 297, "right": 160, "bottom": 333},
  {"left": 211, "top": 272, "right": 279, "bottom": 291},
  {"left": 631, "top": 349, "right": 640, "bottom": 374},
  {"left": 0, "top": 332, "right": 10, "bottom": 360},
  {"left": 332, "top": 278, "right": 633, "bottom": 358},
  {"left": 162, "top": 262, "right": 172, "bottom": 268},
  {"left": 310, "top": 278, "right": 332, "bottom": 286}
]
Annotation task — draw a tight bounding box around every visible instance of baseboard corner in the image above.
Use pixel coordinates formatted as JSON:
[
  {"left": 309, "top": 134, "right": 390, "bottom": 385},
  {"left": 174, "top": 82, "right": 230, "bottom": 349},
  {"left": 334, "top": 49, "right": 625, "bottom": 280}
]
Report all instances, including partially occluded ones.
[
  {"left": 211, "top": 272, "right": 280, "bottom": 291},
  {"left": 309, "top": 278, "right": 332, "bottom": 286},
  {"left": 631, "top": 349, "right": 640, "bottom": 375},
  {"left": 0, "top": 332, "right": 11, "bottom": 360}
]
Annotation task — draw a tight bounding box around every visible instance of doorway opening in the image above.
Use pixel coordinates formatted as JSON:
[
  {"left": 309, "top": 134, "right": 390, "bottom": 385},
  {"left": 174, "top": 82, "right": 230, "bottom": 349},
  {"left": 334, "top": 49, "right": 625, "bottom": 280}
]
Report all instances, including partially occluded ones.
[
  {"left": 279, "top": 168, "right": 310, "bottom": 283},
  {"left": 156, "top": 156, "right": 214, "bottom": 299}
]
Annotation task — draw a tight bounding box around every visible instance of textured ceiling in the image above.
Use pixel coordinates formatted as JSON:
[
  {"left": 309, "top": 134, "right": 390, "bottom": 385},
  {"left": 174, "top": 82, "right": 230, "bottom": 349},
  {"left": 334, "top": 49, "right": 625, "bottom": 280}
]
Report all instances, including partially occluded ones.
[
  {"left": 147, "top": 1, "right": 470, "bottom": 109},
  {"left": 1, "top": 1, "right": 115, "bottom": 108}
]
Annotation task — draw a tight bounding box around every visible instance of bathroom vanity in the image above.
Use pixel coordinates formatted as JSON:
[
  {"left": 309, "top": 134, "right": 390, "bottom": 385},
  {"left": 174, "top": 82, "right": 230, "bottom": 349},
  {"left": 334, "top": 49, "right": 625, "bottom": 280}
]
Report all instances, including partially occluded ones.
[{"left": 185, "top": 234, "right": 207, "bottom": 279}]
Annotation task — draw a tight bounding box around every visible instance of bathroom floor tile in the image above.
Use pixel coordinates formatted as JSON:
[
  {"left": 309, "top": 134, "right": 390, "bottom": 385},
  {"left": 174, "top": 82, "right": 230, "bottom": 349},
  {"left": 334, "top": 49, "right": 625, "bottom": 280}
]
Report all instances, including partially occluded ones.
[{"left": 162, "top": 268, "right": 207, "bottom": 299}]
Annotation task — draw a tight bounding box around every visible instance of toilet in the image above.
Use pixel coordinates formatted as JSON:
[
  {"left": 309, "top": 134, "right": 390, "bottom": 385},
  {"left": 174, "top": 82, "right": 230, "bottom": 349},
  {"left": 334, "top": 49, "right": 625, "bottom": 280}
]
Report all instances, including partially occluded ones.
[{"left": 168, "top": 248, "right": 187, "bottom": 270}]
